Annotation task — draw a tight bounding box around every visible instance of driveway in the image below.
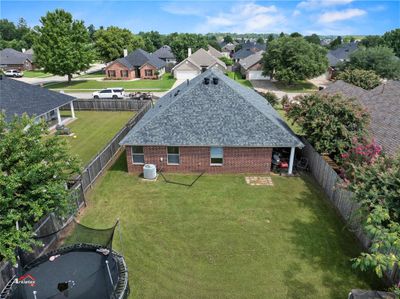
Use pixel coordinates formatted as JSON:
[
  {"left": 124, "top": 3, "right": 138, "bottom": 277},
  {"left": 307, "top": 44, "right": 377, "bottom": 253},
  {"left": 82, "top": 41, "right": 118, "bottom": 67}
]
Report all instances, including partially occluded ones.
[{"left": 250, "top": 80, "right": 306, "bottom": 100}]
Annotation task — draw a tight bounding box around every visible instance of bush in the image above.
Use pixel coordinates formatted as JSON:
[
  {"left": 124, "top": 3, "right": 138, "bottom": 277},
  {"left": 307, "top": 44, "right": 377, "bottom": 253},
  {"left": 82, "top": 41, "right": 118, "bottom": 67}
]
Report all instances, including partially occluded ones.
[
  {"left": 281, "top": 95, "right": 290, "bottom": 110},
  {"left": 337, "top": 69, "right": 381, "bottom": 90},
  {"left": 263, "top": 91, "right": 279, "bottom": 107},
  {"left": 219, "top": 56, "right": 233, "bottom": 66}
]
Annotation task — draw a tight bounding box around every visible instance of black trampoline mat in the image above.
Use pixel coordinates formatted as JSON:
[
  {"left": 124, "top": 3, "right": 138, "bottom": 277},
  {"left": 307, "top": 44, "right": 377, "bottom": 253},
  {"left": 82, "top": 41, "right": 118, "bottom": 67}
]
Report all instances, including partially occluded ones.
[{"left": 12, "top": 250, "right": 119, "bottom": 299}]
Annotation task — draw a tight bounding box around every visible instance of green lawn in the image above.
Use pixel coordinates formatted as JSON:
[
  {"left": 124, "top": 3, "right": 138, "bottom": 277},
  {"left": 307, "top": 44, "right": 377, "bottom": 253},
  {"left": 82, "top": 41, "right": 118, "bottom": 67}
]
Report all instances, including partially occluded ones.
[
  {"left": 58, "top": 111, "right": 134, "bottom": 165},
  {"left": 78, "top": 70, "right": 105, "bottom": 78},
  {"left": 23, "top": 70, "right": 52, "bottom": 78},
  {"left": 273, "top": 81, "right": 318, "bottom": 93},
  {"left": 76, "top": 155, "right": 382, "bottom": 298},
  {"left": 226, "top": 71, "right": 253, "bottom": 88},
  {"left": 44, "top": 73, "right": 176, "bottom": 92}
]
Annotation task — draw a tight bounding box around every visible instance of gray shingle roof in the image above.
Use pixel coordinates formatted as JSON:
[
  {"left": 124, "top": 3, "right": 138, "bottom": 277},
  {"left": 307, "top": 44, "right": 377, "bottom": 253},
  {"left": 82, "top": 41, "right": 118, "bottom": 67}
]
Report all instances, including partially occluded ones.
[
  {"left": 116, "top": 49, "right": 166, "bottom": 69},
  {"left": 0, "top": 48, "right": 31, "bottom": 65},
  {"left": 327, "top": 42, "right": 358, "bottom": 66},
  {"left": 172, "top": 48, "right": 227, "bottom": 72},
  {"left": 207, "top": 45, "right": 224, "bottom": 58},
  {"left": 239, "top": 51, "right": 264, "bottom": 70},
  {"left": 233, "top": 47, "right": 260, "bottom": 60},
  {"left": 320, "top": 80, "right": 400, "bottom": 157},
  {"left": 0, "top": 76, "right": 75, "bottom": 122},
  {"left": 153, "top": 45, "right": 175, "bottom": 60},
  {"left": 120, "top": 69, "right": 303, "bottom": 148}
]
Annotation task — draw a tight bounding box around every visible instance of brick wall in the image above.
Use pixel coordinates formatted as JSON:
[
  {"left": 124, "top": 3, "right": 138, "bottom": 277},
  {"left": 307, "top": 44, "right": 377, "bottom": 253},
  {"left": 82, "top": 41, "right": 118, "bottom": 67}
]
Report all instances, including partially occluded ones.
[
  {"left": 105, "top": 61, "right": 135, "bottom": 80},
  {"left": 125, "top": 146, "right": 272, "bottom": 173},
  {"left": 139, "top": 64, "right": 159, "bottom": 79}
]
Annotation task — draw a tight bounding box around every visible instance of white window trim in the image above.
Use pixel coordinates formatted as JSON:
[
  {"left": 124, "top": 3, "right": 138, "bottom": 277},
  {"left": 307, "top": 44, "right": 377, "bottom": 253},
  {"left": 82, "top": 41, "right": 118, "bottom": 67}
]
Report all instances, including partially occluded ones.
[
  {"left": 167, "top": 147, "right": 180, "bottom": 165},
  {"left": 210, "top": 147, "right": 223, "bottom": 166},
  {"left": 131, "top": 146, "right": 144, "bottom": 165}
]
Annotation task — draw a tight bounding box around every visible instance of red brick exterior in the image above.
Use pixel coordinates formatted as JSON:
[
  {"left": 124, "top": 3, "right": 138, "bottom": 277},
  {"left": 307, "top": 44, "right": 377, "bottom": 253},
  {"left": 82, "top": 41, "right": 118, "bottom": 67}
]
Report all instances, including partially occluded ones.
[
  {"left": 125, "top": 146, "right": 272, "bottom": 173},
  {"left": 140, "top": 63, "right": 159, "bottom": 79},
  {"left": 105, "top": 61, "right": 161, "bottom": 80}
]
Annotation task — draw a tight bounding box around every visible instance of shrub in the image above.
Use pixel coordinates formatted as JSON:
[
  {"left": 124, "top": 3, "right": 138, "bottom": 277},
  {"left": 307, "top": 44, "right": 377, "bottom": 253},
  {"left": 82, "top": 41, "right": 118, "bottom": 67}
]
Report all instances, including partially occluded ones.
[
  {"left": 337, "top": 69, "right": 381, "bottom": 90},
  {"left": 219, "top": 56, "right": 233, "bottom": 66},
  {"left": 263, "top": 91, "right": 279, "bottom": 107}
]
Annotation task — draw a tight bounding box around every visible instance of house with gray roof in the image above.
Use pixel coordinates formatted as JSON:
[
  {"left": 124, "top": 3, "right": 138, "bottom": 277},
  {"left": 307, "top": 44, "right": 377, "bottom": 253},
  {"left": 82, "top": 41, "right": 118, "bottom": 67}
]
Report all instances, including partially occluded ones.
[
  {"left": 327, "top": 42, "right": 359, "bottom": 79},
  {"left": 320, "top": 80, "right": 400, "bottom": 157},
  {"left": 120, "top": 69, "right": 303, "bottom": 174},
  {"left": 171, "top": 48, "right": 227, "bottom": 80},
  {"left": 207, "top": 45, "right": 224, "bottom": 59},
  {"left": 104, "top": 48, "right": 166, "bottom": 80},
  {"left": 0, "top": 48, "right": 34, "bottom": 71},
  {"left": 153, "top": 45, "right": 176, "bottom": 72},
  {"left": 0, "top": 75, "right": 76, "bottom": 125},
  {"left": 233, "top": 41, "right": 266, "bottom": 63},
  {"left": 239, "top": 51, "right": 269, "bottom": 80}
]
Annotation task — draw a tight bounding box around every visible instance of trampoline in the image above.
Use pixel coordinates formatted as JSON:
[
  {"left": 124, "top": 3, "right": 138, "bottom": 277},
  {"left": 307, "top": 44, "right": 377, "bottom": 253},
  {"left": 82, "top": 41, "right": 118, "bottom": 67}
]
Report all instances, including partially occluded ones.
[{"left": 1, "top": 221, "right": 129, "bottom": 299}]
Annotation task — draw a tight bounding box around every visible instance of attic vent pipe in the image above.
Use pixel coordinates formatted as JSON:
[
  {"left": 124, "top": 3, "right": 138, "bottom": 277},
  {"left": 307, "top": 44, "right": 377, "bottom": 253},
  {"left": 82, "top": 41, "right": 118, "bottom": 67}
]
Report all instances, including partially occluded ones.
[
  {"left": 213, "top": 77, "right": 219, "bottom": 85},
  {"left": 204, "top": 77, "right": 210, "bottom": 85}
]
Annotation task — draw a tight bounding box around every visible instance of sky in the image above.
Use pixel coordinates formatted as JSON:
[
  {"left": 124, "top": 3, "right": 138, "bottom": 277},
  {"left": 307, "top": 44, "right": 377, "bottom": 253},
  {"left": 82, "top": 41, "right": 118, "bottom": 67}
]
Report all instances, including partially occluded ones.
[{"left": 1, "top": 0, "right": 399, "bottom": 35}]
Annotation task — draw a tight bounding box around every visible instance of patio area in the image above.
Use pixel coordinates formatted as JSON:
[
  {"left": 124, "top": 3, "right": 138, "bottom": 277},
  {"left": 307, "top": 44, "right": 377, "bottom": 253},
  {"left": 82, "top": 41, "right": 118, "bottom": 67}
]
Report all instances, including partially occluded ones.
[{"left": 76, "top": 154, "right": 383, "bottom": 298}]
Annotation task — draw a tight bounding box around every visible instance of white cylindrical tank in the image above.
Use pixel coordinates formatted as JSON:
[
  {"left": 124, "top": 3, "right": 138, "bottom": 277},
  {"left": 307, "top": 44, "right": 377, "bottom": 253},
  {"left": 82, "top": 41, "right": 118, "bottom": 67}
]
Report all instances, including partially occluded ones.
[{"left": 143, "top": 164, "right": 157, "bottom": 180}]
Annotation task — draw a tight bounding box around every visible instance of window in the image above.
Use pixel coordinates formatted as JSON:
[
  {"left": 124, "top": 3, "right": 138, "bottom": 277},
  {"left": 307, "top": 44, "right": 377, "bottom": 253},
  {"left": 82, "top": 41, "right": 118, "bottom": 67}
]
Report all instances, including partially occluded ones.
[
  {"left": 210, "top": 147, "right": 223, "bottom": 165},
  {"left": 100, "top": 89, "right": 112, "bottom": 93},
  {"left": 120, "top": 70, "right": 128, "bottom": 77},
  {"left": 108, "top": 70, "right": 116, "bottom": 77},
  {"left": 167, "top": 147, "right": 180, "bottom": 164},
  {"left": 145, "top": 69, "right": 153, "bottom": 77},
  {"left": 132, "top": 146, "right": 144, "bottom": 164}
]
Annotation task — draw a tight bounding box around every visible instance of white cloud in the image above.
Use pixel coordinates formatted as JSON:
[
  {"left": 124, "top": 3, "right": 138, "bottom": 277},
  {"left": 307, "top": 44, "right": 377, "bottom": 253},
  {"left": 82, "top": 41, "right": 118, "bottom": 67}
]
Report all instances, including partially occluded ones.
[
  {"left": 318, "top": 8, "right": 366, "bottom": 23},
  {"left": 292, "top": 10, "right": 301, "bottom": 16},
  {"left": 298, "top": 0, "right": 353, "bottom": 9},
  {"left": 197, "top": 2, "right": 286, "bottom": 33}
]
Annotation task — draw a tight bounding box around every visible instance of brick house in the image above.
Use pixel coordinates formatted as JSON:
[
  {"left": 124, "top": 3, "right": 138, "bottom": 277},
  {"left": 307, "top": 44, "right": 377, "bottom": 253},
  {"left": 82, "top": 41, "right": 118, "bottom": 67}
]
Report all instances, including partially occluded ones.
[
  {"left": 0, "top": 48, "right": 34, "bottom": 71},
  {"left": 120, "top": 69, "right": 303, "bottom": 174},
  {"left": 104, "top": 49, "right": 166, "bottom": 80}
]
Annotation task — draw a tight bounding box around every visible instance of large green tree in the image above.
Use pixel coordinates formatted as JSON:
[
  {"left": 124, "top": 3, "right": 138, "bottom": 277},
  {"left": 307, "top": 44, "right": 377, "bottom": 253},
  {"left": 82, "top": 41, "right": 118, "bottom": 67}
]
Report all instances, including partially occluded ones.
[
  {"left": 262, "top": 36, "right": 328, "bottom": 84},
  {"left": 383, "top": 28, "right": 400, "bottom": 57},
  {"left": 304, "top": 34, "right": 321, "bottom": 45},
  {"left": 348, "top": 46, "right": 400, "bottom": 79},
  {"left": 139, "top": 31, "right": 164, "bottom": 53},
  {"left": 94, "top": 26, "right": 144, "bottom": 62},
  {"left": 0, "top": 113, "right": 80, "bottom": 263},
  {"left": 34, "top": 9, "right": 93, "bottom": 82},
  {"left": 337, "top": 69, "right": 381, "bottom": 90},
  {"left": 169, "top": 33, "right": 208, "bottom": 61},
  {"left": 360, "top": 35, "right": 383, "bottom": 48},
  {"left": 0, "top": 19, "right": 16, "bottom": 41},
  {"left": 286, "top": 93, "right": 370, "bottom": 159},
  {"left": 223, "top": 35, "right": 233, "bottom": 43}
]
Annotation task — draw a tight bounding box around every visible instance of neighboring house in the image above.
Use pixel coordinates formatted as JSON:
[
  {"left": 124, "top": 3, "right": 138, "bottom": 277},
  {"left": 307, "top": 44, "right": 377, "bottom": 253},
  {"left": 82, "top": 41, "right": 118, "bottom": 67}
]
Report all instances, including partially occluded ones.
[
  {"left": 219, "top": 42, "right": 236, "bottom": 58},
  {"left": 171, "top": 48, "right": 227, "bottom": 80},
  {"left": 120, "top": 69, "right": 303, "bottom": 174},
  {"left": 327, "top": 42, "right": 358, "bottom": 79},
  {"left": 239, "top": 51, "right": 269, "bottom": 80},
  {"left": 0, "top": 75, "right": 76, "bottom": 125},
  {"left": 0, "top": 48, "right": 34, "bottom": 71},
  {"left": 320, "top": 80, "right": 400, "bottom": 157},
  {"left": 105, "top": 49, "right": 166, "bottom": 80},
  {"left": 207, "top": 45, "right": 224, "bottom": 59},
  {"left": 232, "top": 42, "right": 266, "bottom": 63},
  {"left": 153, "top": 45, "right": 176, "bottom": 72},
  {"left": 23, "top": 48, "right": 35, "bottom": 63}
]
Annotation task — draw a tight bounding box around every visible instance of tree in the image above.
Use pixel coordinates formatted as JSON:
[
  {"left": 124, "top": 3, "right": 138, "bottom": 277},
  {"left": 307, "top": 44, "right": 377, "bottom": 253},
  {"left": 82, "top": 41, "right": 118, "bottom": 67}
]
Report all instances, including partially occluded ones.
[
  {"left": 169, "top": 33, "right": 208, "bottom": 61},
  {"left": 304, "top": 34, "right": 321, "bottom": 45},
  {"left": 0, "top": 19, "right": 16, "bottom": 41},
  {"left": 34, "top": 9, "right": 93, "bottom": 82},
  {"left": 279, "top": 32, "right": 285, "bottom": 37},
  {"left": 87, "top": 24, "right": 96, "bottom": 41},
  {"left": 16, "top": 18, "right": 30, "bottom": 40},
  {"left": 360, "top": 35, "right": 383, "bottom": 48},
  {"left": 329, "top": 36, "right": 342, "bottom": 49},
  {"left": 208, "top": 40, "right": 222, "bottom": 51},
  {"left": 0, "top": 113, "right": 80, "bottom": 263},
  {"left": 290, "top": 32, "right": 302, "bottom": 38},
  {"left": 256, "top": 37, "right": 265, "bottom": 44},
  {"left": 139, "top": 31, "right": 164, "bottom": 53},
  {"left": 347, "top": 46, "right": 400, "bottom": 79},
  {"left": 286, "top": 93, "right": 370, "bottom": 159},
  {"left": 223, "top": 35, "right": 233, "bottom": 43},
  {"left": 267, "top": 34, "right": 274, "bottom": 43},
  {"left": 337, "top": 69, "right": 381, "bottom": 90},
  {"left": 94, "top": 26, "right": 144, "bottom": 62},
  {"left": 219, "top": 56, "right": 233, "bottom": 66},
  {"left": 262, "top": 91, "right": 279, "bottom": 107},
  {"left": 383, "top": 29, "right": 400, "bottom": 57},
  {"left": 262, "top": 36, "right": 328, "bottom": 84}
]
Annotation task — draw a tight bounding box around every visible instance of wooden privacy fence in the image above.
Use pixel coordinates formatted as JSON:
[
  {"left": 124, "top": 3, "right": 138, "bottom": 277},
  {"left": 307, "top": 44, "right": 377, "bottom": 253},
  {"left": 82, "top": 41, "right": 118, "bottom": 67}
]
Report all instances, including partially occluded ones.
[
  {"left": 61, "top": 99, "right": 150, "bottom": 111},
  {"left": 0, "top": 100, "right": 152, "bottom": 291},
  {"left": 301, "top": 138, "right": 399, "bottom": 284}
]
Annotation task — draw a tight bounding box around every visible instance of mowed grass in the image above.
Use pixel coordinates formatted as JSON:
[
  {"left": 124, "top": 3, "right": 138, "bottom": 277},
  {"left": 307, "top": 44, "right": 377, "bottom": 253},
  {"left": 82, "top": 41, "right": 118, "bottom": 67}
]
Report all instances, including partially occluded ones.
[
  {"left": 273, "top": 81, "right": 318, "bottom": 93},
  {"left": 23, "top": 70, "right": 52, "bottom": 78},
  {"left": 226, "top": 71, "right": 253, "bottom": 88},
  {"left": 44, "top": 73, "right": 176, "bottom": 91},
  {"left": 77, "top": 155, "right": 382, "bottom": 298},
  {"left": 58, "top": 111, "right": 134, "bottom": 165},
  {"left": 78, "top": 70, "right": 105, "bottom": 78}
]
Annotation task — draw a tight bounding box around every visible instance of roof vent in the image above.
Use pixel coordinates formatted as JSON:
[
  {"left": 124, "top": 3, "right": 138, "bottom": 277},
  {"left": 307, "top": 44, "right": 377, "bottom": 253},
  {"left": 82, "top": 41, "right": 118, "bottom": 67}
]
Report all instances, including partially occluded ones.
[
  {"left": 204, "top": 77, "right": 210, "bottom": 85},
  {"left": 213, "top": 77, "right": 219, "bottom": 85}
]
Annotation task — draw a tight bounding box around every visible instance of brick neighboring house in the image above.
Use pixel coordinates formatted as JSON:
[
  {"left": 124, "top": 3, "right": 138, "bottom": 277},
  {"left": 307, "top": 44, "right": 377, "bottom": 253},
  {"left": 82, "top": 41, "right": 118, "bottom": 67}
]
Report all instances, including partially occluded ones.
[
  {"left": 239, "top": 51, "right": 269, "bottom": 80},
  {"left": 105, "top": 49, "right": 166, "bottom": 80},
  {"left": 320, "top": 80, "right": 400, "bottom": 157},
  {"left": 0, "top": 48, "right": 34, "bottom": 71},
  {"left": 120, "top": 69, "right": 303, "bottom": 174}
]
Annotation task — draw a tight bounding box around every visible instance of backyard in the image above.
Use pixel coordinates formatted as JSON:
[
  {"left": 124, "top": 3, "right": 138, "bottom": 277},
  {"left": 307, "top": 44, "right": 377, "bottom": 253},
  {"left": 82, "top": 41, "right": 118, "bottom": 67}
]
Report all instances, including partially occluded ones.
[
  {"left": 58, "top": 111, "right": 134, "bottom": 165},
  {"left": 77, "top": 155, "right": 381, "bottom": 298},
  {"left": 43, "top": 73, "right": 176, "bottom": 92},
  {"left": 226, "top": 71, "right": 253, "bottom": 88}
]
